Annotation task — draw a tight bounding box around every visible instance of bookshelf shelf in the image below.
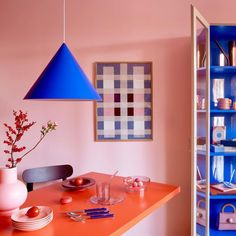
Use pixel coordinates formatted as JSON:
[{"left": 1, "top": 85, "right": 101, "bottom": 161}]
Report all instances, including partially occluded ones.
[
  {"left": 197, "top": 150, "right": 236, "bottom": 157},
  {"left": 197, "top": 191, "right": 236, "bottom": 200}
]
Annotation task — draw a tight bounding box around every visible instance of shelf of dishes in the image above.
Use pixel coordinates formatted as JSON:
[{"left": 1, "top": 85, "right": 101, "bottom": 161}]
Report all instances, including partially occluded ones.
[
  {"left": 197, "top": 172, "right": 236, "bottom": 199},
  {"left": 197, "top": 97, "right": 236, "bottom": 111}
]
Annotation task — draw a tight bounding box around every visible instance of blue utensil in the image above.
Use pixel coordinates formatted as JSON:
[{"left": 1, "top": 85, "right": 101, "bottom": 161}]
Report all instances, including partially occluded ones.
[
  {"left": 83, "top": 207, "right": 108, "bottom": 212},
  {"left": 67, "top": 210, "right": 109, "bottom": 217},
  {"left": 67, "top": 207, "right": 108, "bottom": 214},
  {"left": 88, "top": 213, "right": 114, "bottom": 219},
  {"left": 86, "top": 211, "right": 110, "bottom": 216},
  {"left": 70, "top": 213, "right": 114, "bottom": 222}
]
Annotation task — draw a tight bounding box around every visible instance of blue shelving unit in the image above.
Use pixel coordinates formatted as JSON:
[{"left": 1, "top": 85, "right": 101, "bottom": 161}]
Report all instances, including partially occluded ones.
[{"left": 196, "top": 25, "right": 236, "bottom": 235}]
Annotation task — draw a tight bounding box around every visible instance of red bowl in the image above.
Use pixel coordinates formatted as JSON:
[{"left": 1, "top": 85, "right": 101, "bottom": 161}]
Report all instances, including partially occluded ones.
[{"left": 62, "top": 177, "right": 95, "bottom": 191}]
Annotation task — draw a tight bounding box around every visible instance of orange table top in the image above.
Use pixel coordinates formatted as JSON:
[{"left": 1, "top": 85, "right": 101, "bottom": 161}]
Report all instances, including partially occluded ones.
[{"left": 0, "top": 172, "right": 180, "bottom": 236}]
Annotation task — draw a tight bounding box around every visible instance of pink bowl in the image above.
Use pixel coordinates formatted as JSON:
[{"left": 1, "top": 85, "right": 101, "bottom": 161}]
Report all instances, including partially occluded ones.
[{"left": 123, "top": 176, "right": 150, "bottom": 193}]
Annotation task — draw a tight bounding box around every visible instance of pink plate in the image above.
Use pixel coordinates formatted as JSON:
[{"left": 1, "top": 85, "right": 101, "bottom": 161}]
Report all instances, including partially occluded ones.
[{"left": 12, "top": 215, "right": 53, "bottom": 231}]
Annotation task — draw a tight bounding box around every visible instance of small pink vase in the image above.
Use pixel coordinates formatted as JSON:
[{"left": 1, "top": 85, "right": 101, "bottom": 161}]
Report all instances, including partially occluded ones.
[{"left": 0, "top": 167, "right": 27, "bottom": 216}]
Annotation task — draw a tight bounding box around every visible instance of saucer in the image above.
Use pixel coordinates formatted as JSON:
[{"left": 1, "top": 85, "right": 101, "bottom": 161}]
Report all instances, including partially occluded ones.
[
  {"left": 90, "top": 195, "right": 124, "bottom": 206},
  {"left": 62, "top": 177, "right": 95, "bottom": 190}
]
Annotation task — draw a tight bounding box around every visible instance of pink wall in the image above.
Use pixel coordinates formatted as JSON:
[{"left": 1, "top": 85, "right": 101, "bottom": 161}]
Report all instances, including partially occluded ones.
[{"left": 1, "top": 0, "right": 236, "bottom": 235}]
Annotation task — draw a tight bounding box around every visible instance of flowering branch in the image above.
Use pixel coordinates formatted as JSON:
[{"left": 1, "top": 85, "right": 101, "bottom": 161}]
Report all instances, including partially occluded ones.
[
  {"left": 18, "top": 121, "right": 57, "bottom": 161},
  {"left": 3, "top": 110, "right": 57, "bottom": 168}
]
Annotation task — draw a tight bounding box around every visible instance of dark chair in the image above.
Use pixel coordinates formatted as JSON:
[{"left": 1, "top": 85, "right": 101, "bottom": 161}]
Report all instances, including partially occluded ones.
[{"left": 22, "top": 164, "right": 73, "bottom": 192}]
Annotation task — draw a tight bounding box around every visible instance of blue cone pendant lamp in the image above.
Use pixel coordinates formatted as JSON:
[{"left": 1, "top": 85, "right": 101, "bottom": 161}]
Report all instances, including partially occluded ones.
[
  {"left": 24, "top": 43, "right": 101, "bottom": 100},
  {"left": 24, "top": 0, "right": 101, "bottom": 101}
]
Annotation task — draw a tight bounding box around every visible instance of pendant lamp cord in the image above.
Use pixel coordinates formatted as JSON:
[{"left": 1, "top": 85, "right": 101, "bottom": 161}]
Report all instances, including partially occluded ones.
[{"left": 63, "top": 0, "right": 66, "bottom": 43}]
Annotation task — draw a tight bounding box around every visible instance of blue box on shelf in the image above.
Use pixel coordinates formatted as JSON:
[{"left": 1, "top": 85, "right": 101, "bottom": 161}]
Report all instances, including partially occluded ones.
[
  {"left": 221, "top": 140, "right": 236, "bottom": 147},
  {"left": 211, "top": 144, "right": 224, "bottom": 152}
]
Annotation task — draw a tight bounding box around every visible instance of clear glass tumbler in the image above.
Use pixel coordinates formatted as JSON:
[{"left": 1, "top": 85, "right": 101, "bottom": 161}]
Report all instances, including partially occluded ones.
[{"left": 96, "top": 182, "right": 110, "bottom": 204}]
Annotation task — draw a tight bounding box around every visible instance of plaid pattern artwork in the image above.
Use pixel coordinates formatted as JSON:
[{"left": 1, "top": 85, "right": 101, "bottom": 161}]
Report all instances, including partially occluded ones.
[{"left": 95, "top": 62, "right": 152, "bottom": 141}]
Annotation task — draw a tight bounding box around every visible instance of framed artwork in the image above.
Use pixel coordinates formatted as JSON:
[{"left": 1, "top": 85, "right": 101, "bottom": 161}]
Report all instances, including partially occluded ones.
[{"left": 94, "top": 62, "right": 152, "bottom": 141}]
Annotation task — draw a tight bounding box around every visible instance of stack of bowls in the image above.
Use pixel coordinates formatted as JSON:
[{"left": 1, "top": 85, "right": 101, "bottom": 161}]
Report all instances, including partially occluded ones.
[{"left": 217, "top": 98, "right": 232, "bottom": 110}]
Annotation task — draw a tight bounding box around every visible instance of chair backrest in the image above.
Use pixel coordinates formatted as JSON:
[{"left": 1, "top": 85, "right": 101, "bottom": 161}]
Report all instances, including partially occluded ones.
[{"left": 22, "top": 164, "right": 73, "bottom": 192}]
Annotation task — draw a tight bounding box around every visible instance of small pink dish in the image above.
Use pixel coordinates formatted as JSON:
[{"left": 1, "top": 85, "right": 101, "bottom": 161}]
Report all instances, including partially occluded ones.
[
  {"left": 60, "top": 196, "right": 72, "bottom": 204},
  {"left": 123, "top": 176, "right": 150, "bottom": 193}
]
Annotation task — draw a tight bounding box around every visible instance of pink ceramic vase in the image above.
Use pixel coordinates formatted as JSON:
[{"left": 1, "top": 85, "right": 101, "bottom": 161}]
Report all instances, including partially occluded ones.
[{"left": 0, "top": 167, "right": 27, "bottom": 216}]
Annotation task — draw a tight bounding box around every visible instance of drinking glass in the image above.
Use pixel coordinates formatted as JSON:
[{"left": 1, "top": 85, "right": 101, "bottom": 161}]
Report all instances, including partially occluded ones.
[{"left": 96, "top": 182, "right": 110, "bottom": 204}]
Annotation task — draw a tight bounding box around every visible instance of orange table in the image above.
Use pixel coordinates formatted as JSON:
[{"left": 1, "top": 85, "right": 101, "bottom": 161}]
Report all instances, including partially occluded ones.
[{"left": 0, "top": 172, "right": 180, "bottom": 236}]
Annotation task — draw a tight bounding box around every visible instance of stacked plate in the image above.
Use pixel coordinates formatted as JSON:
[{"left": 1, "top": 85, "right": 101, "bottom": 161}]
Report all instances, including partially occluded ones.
[
  {"left": 11, "top": 206, "right": 53, "bottom": 231},
  {"left": 217, "top": 98, "right": 232, "bottom": 110}
]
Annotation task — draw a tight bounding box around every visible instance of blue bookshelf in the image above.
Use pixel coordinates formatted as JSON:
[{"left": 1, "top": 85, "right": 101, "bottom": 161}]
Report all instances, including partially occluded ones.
[{"left": 195, "top": 25, "right": 236, "bottom": 235}]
